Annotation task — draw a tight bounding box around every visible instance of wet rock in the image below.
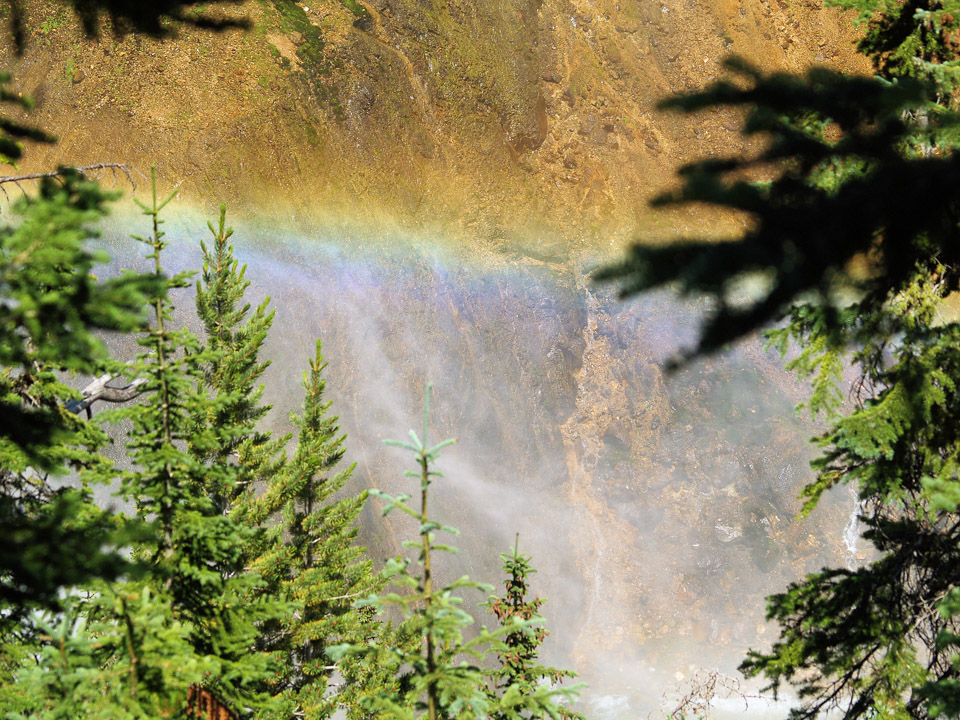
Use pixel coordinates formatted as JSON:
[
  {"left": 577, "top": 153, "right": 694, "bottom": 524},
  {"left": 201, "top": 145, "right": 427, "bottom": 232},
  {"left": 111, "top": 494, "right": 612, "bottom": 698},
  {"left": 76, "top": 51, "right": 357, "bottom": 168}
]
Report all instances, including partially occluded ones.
[
  {"left": 540, "top": 71, "right": 562, "bottom": 83},
  {"left": 290, "top": 31, "right": 304, "bottom": 45},
  {"left": 72, "top": 68, "right": 85, "bottom": 84},
  {"left": 347, "top": 85, "right": 375, "bottom": 119},
  {"left": 714, "top": 522, "right": 743, "bottom": 542}
]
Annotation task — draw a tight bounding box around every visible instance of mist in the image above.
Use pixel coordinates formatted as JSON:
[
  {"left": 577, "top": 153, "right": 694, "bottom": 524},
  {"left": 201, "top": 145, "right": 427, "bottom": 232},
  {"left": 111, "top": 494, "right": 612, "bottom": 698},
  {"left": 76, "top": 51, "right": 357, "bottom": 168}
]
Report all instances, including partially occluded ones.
[{"left": 90, "top": 204, "right": 856, "bottom": 717}]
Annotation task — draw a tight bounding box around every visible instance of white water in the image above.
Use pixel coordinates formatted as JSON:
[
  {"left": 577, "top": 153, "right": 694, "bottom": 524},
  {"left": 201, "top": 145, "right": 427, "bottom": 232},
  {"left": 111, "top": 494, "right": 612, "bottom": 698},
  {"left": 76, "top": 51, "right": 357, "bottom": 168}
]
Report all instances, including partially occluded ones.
[{"left": 842, "top": 486, "right": 863, "bottom": 569}]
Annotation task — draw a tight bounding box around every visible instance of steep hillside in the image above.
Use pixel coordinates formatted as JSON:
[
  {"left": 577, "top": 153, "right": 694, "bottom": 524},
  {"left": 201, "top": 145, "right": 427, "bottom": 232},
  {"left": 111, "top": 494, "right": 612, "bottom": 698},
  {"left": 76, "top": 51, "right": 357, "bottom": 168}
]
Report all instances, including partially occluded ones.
[
  {"left": 4, "top": 0, "right": 869, "bottom": 253},
  {"left": 3, "top": 3, "right": 878, "bottom": 712}
]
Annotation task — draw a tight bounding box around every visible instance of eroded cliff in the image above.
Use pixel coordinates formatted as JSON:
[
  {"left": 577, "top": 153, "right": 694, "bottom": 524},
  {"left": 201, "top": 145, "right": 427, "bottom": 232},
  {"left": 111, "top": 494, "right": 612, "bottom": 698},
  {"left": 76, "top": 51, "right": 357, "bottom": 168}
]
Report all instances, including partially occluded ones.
[{"left": 5, "top": 0, "right": 869, "bottom": 251}]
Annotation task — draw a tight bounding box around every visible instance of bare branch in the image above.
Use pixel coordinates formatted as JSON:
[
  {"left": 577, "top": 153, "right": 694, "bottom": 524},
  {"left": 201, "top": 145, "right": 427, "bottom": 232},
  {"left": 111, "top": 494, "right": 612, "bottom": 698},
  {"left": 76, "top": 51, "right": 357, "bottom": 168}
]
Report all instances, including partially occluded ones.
[
  {"left": 0, "top": 163, "right": 141, "bottom": 197},
  {"left": 66, "top": 374, "right": 146, "bottom": 416}
]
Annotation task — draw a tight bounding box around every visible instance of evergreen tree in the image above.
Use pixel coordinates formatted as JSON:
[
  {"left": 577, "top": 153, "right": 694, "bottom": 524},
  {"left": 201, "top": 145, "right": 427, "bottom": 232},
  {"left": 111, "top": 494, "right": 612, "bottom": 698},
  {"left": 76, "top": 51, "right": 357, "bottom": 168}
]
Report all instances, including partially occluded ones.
[
  {"left": 92, "top": 171, "right": 286, "bottom": 715},
  {"left": 194, "top": 203, "right": 284, "bottom": 517},
  {"left": 255, "top": 342, "right": 382, "bottom": 720},
  {"left": 190, "top": 207, "right": 383, "bottom": 719},
  {"left": 331, "top": 386, "right": 579, "bottom": 720},
  {"left": 829, "top": 0, "right": 960, "bottom": 93},
  {"left": 7, "top": 586, "right": 208, "bottom": 719},
  {"left": 0, "top": 171, "right": 151, "bottom": 615},
  {"left": 486, "top": 537, "right": 584, "bottom": 720},
  {"left": 595, "top": 58, "right": 960, "bottom": 363},
  {"left": 0, "top": 0, "right": 262, "bottom": 628},
  {"left": 743, "top": 270, "right": 960, "bottom": 720}
]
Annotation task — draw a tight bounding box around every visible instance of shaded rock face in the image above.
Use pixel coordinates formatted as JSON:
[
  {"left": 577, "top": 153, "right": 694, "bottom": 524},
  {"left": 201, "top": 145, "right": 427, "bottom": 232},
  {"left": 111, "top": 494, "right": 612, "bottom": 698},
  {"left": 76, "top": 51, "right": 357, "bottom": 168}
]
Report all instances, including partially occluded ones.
[{"left": 102, "top": 214, "right": 854, "bottom": 716}]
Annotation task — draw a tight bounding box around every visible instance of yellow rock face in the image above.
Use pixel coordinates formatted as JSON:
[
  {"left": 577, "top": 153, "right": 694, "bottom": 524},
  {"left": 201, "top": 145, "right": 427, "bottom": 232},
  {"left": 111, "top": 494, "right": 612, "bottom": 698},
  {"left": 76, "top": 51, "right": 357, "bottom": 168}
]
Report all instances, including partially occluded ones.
[{"left": 5, "top": 0, "right": 869, "bottom": 251}]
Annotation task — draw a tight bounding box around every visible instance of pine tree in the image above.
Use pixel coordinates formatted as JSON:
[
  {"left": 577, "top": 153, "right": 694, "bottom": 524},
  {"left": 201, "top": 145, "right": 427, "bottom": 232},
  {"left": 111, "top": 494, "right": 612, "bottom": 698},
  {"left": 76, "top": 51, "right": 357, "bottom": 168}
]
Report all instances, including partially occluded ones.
[
  {"left": 255, "top": 342, "right": 382, "bottom": 720},
  {"left": 93, "top": 171, "right": 286, "bottom": 714},
  {"left": 331, "top": 386, "right": 579, "bottom": 720},
  {"left": 486, "top": 537, "right": 584, "bottom": 720}
]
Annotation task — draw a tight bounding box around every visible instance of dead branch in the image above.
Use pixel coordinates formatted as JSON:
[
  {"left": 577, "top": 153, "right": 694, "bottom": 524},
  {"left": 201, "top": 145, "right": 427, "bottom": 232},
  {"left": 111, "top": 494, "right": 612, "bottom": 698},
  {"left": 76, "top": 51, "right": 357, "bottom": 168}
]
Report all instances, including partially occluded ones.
[
  {"left": 0, "top": 163, "right": 142, "bottom": 197},
  {"left": 66, "top": 373, "right": 147, "bottom": 417},
  {"left": 650, "top": 668, "right": 765, "bottom": 720}
]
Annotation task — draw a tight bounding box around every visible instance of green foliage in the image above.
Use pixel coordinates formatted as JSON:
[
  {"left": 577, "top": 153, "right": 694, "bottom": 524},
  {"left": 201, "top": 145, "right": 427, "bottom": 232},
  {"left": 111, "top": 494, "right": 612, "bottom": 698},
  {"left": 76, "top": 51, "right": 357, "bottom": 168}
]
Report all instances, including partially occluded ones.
[
  {"left": 742, "top": 276, "right": 960, "bottom": 718},
  {"left": 331, "top": 387, "right": 578, "bottom": 720},
  {"left": 269, "top": 1, "right": 343, "bottom": 118},
  {"left": 253, "top": 342, "right": 382, "bottom": 720},
  {"left": 194, "top": 203, "right": 281, "bottom": 515},
  {"left": 764, "top": 304, "right": 850, "bottom": 420},
  {"left": 0, "top": 171, "right": 153, "bottom": 616},
  {"left": 0, "top": 171, "right": 148, "bottom": 466},
  {"left": 0, "top": 489, "right": 130, "bottom": 614},
  {"left": 84, "top": 172, "right": 287, "bottom": 714},
  {"left": 600, "top": 8, "right": 960, "bottom": 717},
  {"left": 596, "top": 58, "right": 960, "bottom": 364},
  {"left": 829, "top": 0, "right": 960, "bottom": 93},
  {"left": 0, "top": 177, "right": 409, "bottom": 719},
  {"left": 192, "top": 208, "right": 383, "bottom": 719},
  {"left": 486, "top": 537, "right": 584, "bottom": 720},
  {"left": 337, "top": 0, "right": 371, "bottom": 23},
  {"left": 7, "top": 587, "right": 207, "bottom": 719}
]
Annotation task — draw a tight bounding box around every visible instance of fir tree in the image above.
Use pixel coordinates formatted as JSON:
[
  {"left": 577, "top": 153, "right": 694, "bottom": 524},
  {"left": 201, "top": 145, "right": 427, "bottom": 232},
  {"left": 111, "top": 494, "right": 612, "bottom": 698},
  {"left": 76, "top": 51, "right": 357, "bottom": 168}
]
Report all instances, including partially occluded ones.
[
  {"left": 194, "top": 203, "right": 284, "bottom": 516},
  {"left": 7, "top": 586, "right": 208, "bottom": 719},
  {"left": 190, "top": 208, "right": 383, "bottom": 719},
  {"left": 331, "top": 386, "right": 579, "bottom": 720},
  {"left": 741, "top": 267, "right": 960, "bottom": 720},
  {"left": 93, "top": 171, "right": 286, "bottom": 715},
  {"left": 828, "top": 0, "right": 960, "bottom": 93},
  {"left": 256, "top": 342, "right": 382, "bottom": 720},
  {"left": 486, "top": 536, "right": 584, "bottom": 720},
  {"left": 0, "top": 171, "right": 151, "bottom": 615}
]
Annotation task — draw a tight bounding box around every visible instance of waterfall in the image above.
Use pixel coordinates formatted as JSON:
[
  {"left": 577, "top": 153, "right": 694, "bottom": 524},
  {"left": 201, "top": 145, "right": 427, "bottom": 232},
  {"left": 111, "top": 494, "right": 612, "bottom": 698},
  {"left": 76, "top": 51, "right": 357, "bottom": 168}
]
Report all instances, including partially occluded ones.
[
  {"left": 842, "top": 486, "right": 863, "bottom": 569},
  {"left": 93, "top": 209, "right": 862, "bottom": 717}
]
